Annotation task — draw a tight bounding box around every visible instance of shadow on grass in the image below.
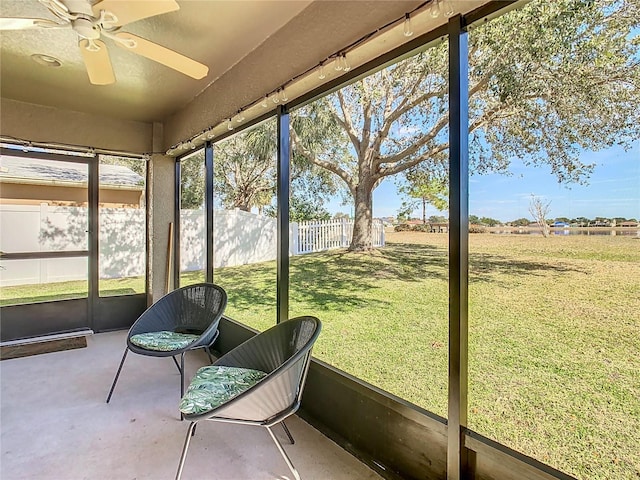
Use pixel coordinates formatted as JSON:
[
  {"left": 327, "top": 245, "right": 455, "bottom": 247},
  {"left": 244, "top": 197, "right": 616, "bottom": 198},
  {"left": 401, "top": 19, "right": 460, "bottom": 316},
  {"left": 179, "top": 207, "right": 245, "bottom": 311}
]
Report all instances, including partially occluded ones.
[
  {"left": 291, "top": 254, "right": 388, "bottom": 310},
  {"left": 213, "top": 264, "right": 277, "bottom": 311},
  {"left": 2, "top": 243, "right": 587, "bottom": 308},
  {"left": 469, "top": 254, "right": 587, "bottom": 284},
  {"left": 209, "top": 242, "right": 588, "bottom": 311},
  {"left": 380, "top": 242, "right": 448, "bottom": 281},
  {"left": 213, "top": 243, "right": 448, "bottom": 312},
  {"left": 388, "top": 240, "right": 587, "bottom": 284},
  {"left": 213, "top": 258, "right": 390, "bottom": 312}
]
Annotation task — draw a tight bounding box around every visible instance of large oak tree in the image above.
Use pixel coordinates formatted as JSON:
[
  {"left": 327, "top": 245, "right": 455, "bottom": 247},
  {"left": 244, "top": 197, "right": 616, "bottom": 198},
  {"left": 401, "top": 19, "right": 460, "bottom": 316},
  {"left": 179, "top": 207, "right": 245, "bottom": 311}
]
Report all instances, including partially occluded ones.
[{"left": 291, "top": 0, "right": 639, "bottom": 251}]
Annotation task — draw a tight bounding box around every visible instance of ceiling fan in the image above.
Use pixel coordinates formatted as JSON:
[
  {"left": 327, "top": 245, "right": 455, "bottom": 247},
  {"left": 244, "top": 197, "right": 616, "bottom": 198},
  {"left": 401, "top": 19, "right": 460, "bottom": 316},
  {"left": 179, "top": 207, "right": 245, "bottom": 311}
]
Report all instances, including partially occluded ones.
[{"left": 0, "top": 0, "right": 209, "bottom": 85}]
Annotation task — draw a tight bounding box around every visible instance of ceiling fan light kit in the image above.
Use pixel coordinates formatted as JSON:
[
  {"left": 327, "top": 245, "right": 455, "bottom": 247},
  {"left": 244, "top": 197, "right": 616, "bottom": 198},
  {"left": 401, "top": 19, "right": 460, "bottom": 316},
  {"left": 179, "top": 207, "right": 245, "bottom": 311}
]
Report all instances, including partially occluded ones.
[
  {"left": 0, "top": 0, "right": 209, "bottom": 85},
  {"left": 30, "top": 53, "right": 62, "bottom": 67}
]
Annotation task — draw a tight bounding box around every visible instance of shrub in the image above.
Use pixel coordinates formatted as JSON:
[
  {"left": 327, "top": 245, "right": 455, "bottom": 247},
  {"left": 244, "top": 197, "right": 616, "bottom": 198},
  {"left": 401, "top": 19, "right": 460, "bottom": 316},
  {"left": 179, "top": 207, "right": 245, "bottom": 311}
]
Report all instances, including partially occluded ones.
[
  {"left": 412, "top": 224, "right": 429, "bottom": 232},
  {"left": 469, "top": 224, "right": 487, "bottom": 234},
  {"left": 394, "top": 223, "right": 412, "bottom": 232}
]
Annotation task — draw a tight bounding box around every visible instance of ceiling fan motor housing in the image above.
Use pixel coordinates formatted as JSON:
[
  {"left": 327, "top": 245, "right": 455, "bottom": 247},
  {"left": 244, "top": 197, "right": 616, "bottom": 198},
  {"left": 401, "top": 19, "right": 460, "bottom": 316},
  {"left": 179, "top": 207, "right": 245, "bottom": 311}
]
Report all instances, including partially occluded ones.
[{"left": 72, "top": 17, "right": 100, "bottom": 40}]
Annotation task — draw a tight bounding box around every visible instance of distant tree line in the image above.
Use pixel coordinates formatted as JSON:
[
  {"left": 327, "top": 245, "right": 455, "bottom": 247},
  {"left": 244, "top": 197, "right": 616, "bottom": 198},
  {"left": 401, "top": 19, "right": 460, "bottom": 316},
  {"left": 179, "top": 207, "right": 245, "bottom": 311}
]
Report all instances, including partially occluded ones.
[
  {"left": 478, "top": 216, "right": 638, "bottom": 227},
  {"left": 394, "top": 215, "right": 638, "bottom": 227}
]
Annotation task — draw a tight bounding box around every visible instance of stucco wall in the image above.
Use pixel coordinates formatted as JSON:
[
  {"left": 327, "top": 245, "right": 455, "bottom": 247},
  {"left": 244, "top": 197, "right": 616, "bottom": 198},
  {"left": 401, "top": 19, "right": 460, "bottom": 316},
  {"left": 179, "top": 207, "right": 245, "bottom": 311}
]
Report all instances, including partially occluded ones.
[
  {"left": 0, "top": 98, "right": 152, "bottom": 154},
  {"left": 148, "top": 122, "right": 174, "bottom": 303}
]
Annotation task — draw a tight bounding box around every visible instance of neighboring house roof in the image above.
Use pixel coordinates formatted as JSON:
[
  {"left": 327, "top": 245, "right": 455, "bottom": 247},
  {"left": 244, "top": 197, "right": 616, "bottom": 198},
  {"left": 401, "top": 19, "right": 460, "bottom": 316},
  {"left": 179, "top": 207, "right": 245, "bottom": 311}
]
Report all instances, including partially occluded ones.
[{"left": 0, "top": 156, "right": 143, "bottom": 189}]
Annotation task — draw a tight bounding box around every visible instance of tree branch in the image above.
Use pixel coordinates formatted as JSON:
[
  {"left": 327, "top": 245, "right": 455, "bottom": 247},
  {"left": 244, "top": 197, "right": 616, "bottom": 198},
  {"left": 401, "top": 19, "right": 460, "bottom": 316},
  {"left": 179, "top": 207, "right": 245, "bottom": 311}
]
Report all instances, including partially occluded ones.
[
  {"left": 469, "top": 104, "right": 512, "bottom": 133},
  {"left": 372, "top": 88, "right": 447, "bottom": 157},
  {"left": 290, "top": 128, "right": 355, "bottom": 194},
  {"left": 469, "top": 74, "right": 491, "bottom": 98},
  {"left": 378, "top": 143, "right": 449, "bottom": 178},
  {"left": 361, "top": 91, "right": 372, "bottom": 157},
  {"left": 335, "top": 90, "right": 362, "bottom": 155},
  {"left": 377, "top": 113, "right": 449, "bottom": 167}
]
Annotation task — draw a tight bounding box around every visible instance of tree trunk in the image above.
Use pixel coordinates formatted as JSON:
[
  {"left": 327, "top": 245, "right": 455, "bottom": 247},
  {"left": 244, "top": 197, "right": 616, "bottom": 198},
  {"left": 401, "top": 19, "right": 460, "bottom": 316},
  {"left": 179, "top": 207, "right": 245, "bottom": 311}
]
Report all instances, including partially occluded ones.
[
  {"left": 541, "top": 222, "right": 550, "bottom": 238},
  {"left": 234, "top": 201, "right": 250, "bottom": 212},
  {"left": 422, "top": 197, "right": 427, "bottom": 224},
  {"left": 348, "top": 182, "right": 374, "bottom": 252}
]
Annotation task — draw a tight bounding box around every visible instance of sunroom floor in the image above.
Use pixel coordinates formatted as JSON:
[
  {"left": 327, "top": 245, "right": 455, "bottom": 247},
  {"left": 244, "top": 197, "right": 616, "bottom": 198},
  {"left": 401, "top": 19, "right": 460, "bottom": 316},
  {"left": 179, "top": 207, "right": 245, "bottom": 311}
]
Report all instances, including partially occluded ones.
[{"left": 0, "top": 330, "right": 381, "bottom": 480}]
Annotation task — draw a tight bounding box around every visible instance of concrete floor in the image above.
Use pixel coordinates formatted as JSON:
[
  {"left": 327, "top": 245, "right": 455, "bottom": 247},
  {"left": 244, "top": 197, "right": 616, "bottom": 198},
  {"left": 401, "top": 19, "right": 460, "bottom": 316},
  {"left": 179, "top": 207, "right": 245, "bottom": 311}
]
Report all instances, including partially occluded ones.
[{"left": 1, "top": 331, "right": 381, "bottom": 480}]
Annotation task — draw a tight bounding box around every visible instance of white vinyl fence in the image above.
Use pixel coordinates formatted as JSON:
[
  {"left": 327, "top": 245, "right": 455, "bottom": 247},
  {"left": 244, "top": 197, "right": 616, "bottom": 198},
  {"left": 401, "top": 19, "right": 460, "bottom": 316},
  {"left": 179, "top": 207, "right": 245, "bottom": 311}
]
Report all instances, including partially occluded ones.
[
  {"left": 0, "top": 204, "right": 145, "bottom": 287},
  {"left": 291, "top": 218, "right": 385, "bottom": 254},
  {"left": 180, "top": 209, "right": 279, "bottom": 271},
  {"left": 0, "top": 205, "right": 384, "bottom": 286}
]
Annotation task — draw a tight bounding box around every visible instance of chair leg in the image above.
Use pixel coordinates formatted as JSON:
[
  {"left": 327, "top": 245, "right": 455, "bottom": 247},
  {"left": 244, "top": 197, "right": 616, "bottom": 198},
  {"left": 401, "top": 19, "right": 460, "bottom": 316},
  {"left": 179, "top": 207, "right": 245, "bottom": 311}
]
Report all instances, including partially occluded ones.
[
  {"left": 180, "top": 352, "right": 185, "bottom": 421},
  {"left": 175, "top": 421, "right": 197, "bottom": 480},
  {"left": 180, "top": 352, "right": 186, "bottom": 398},
  {"left": 204, "top": 346, "right": 214, "bottom": 364},
  {"left": 106, "top": 348, "right": 129, "bottom": 403},
  {"left": 266, "top": 425, "right": 301, "bottom": 480},
  {"left": 281, "top": 421, "right": 295, "bottom": 444},
  {"left": 172, "top": 356, "right": 182, "bottom": 374}
]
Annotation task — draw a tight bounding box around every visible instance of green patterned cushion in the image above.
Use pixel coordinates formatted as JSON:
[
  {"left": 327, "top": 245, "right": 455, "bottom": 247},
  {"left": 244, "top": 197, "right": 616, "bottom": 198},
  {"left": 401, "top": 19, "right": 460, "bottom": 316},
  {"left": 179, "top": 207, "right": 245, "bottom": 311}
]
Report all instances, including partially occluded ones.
[
  {"left": 179, "top": 365, "right": 267, "bottom": 415},
  {"left": 130, "top": 331, "right": 199, "bottom": 351}
]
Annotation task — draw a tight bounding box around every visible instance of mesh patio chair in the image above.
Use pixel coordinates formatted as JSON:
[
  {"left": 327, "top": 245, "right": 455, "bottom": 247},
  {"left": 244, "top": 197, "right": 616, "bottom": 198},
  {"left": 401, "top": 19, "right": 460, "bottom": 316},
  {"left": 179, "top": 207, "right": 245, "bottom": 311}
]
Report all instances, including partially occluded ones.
[
  {"left": 106, "top": 283, "right": 227, "bottom": 404},
  {"left": 175, "top": 315, "right": 322, "bottom": 480}
]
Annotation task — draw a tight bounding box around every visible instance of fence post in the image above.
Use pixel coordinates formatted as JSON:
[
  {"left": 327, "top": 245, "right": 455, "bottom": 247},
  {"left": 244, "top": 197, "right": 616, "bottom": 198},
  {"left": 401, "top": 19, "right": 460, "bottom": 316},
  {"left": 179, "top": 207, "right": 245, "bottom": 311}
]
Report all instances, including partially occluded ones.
[
  {"left": 341, "top": 218, "right": 347, "bottom": 247},
  {"left": 290, "top": 223, "right": 299, "bottom": 255}
]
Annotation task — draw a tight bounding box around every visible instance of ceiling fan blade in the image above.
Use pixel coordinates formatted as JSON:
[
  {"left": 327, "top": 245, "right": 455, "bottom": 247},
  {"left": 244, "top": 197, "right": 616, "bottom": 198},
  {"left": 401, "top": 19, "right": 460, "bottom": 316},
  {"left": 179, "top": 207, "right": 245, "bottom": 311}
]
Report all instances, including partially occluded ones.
[
  {"left": 0, "top": 17, "right": 64, "bottom": 30},
  {"left": 92, "top": 0, "right": 179, "bottom": 27},
  {"left": 79, "top": 39, "right": 115, "bottom": 85},
  {"left": 114, "top": 32, "right": 209, "bottom": 80}
]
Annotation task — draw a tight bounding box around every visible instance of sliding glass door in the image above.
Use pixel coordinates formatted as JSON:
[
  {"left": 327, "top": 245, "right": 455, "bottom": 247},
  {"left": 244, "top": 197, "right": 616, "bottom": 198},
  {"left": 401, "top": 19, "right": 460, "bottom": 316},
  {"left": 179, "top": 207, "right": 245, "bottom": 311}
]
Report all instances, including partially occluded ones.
[
  {"left": 0, "top": 147, "right": 148, "bottom": 341},
  {"left": 0, "top": 149, "right": 92, "bottom": 340}
]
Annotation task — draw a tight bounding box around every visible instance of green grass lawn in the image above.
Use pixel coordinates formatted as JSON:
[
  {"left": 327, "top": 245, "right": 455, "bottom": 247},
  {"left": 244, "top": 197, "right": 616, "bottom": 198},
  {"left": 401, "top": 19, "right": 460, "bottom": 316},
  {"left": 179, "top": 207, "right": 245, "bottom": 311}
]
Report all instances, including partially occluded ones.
[
  {"left": 2, "top": 232, "right": 638, "bottom": 479},
  {"left": 216, "top": 232, "right": 640, "bottom": 480}
]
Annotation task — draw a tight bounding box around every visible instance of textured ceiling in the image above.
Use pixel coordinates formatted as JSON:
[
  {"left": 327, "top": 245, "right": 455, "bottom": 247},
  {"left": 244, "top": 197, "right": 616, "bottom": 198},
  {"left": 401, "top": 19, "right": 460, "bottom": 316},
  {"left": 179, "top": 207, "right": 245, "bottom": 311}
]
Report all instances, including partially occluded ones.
[{"left": 0, "top": 0, "right": 313, "bottom": 122}]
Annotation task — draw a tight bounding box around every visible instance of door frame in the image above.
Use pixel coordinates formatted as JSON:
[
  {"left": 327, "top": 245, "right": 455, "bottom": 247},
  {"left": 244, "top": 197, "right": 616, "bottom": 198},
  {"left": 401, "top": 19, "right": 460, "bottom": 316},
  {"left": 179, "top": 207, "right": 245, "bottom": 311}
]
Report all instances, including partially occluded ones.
[{"left": 0, "top": 146, "right": 147, "bottom": 341}]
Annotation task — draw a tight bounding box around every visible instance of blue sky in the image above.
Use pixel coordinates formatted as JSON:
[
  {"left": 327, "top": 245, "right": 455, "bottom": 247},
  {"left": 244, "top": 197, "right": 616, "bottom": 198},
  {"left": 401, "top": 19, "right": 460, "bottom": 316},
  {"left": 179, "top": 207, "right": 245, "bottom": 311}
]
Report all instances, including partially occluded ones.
[
  {"left": 465, "top": 143, "right": 640, "bottom": 222},
  {"left": 326, "top": 141, "right": 640, "bottom": 222}
]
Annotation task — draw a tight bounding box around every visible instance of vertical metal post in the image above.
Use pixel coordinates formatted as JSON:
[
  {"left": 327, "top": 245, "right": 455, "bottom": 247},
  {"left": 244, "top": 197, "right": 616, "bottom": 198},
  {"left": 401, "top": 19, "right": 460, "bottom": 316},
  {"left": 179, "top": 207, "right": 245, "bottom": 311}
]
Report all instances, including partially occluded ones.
[
  {"left": 88, "top": 153, "right": 99, "bottom": 329},
  {"left": 144, "top": 154, "right": 151, "bottom": 304},
  {"left": 276, "top": 105, "right": 290, "bottom": 324},
  {"left": 448, "top": 13, "right": 469, "bottom": 480},
  {"left": 174, "top": 159, "right": 181, "bottom": 289},
  {"left": 205, "top": 142, "right": 214, "bottom": 283}
]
